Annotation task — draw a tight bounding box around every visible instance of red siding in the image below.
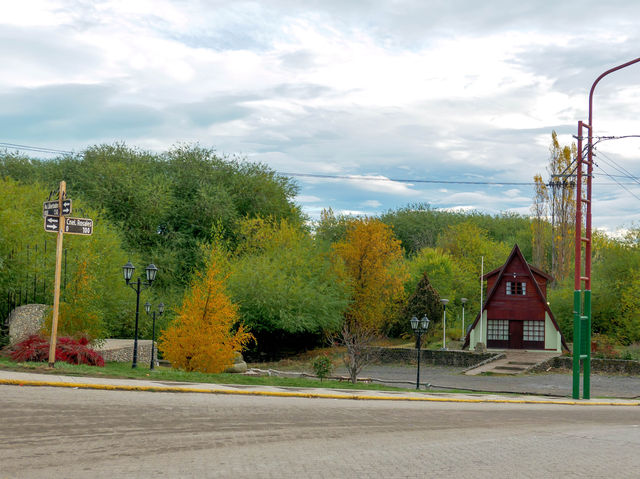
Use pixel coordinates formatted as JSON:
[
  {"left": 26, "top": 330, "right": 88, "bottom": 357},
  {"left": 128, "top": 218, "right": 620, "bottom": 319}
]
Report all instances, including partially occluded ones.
[{"left": 486, "top": 254, "right": 546, "bottom": 322}]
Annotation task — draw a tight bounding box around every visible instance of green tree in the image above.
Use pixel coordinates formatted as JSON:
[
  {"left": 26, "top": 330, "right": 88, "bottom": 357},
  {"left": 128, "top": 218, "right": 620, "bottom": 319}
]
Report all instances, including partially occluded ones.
[
  {"left": 403, "top": 272, "right": 443, "bottom": 343},
  {"left": 0, "top": 177, "right": 139, "bottom": 340},
  {"left": 226, "top": 217, "right": 349, "bottom": 355}
]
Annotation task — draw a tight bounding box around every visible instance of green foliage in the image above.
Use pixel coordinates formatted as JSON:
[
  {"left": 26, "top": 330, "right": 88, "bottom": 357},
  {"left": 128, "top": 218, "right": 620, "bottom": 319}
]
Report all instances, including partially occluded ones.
[
  {"left": 0, "top": 177, "right": 140, "bottom": 340},
  {"left": 0, "top": 144, "right": 303, "bottom": 293},
  {"left": 313, "top": 208, "right": 353, "bottom": 248},
  {"left": 396, "top": 272, "right": 443, "bottom": 338},
  {"left": 381, "top": 203, "right": 532, "bottom": 257},
  {"left": 227, "top": 218, "right": 349, "bottom": 345},
  {"left": 311, "top": 354, "right": 334, "bottom": 381}
]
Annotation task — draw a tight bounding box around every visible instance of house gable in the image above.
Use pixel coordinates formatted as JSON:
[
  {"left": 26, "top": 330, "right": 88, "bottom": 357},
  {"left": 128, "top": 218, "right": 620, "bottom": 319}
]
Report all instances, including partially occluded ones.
[{"left": 464, "top": 244, "right": 569, "bottom": 351}]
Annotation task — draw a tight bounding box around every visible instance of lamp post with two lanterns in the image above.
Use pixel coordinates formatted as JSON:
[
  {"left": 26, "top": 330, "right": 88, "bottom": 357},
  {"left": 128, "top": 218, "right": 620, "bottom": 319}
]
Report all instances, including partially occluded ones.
[
  {"left": 144, "top": 301, "right": 164, "bottom": 371},
  {"left": 410, "top": 315, "right": 430, "bottom": 390},
  {"left": 122, "top": 261, "right": 158, "bottom": 369}
]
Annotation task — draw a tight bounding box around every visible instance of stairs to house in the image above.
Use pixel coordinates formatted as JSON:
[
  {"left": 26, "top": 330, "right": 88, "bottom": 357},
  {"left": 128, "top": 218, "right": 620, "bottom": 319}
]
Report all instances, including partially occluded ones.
[{"left": 465, "top": 350, "right": 560, "bottom": 376}]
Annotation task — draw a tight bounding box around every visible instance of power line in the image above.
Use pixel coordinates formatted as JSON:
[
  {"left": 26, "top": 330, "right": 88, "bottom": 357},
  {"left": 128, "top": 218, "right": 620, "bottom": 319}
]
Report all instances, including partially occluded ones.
[
  {"left": 3, "top": 140, "right": 640, "bottom": 190},
  {"left": 278, "top": 172, "right": 537, "bottom": 186},
  {"left": 0, "top": 142, "right": 74, "bottom": 155},
  {"left": 593, "top": 163, "right": 640, "bottom": 202},
  {"left": 594, "top": 149, "right": 640, "bottom": 186}
]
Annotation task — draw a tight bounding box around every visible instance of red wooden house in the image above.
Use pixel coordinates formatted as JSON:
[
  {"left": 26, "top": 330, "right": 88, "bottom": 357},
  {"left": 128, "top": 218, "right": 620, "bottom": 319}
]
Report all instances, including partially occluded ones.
[{"left": 464, "top": 244, "right": 569, "bottom": 352}]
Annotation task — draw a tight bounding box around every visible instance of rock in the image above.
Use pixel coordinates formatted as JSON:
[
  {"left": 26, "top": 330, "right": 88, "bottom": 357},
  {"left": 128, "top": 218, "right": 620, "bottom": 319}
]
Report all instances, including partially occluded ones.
[
  {"left": 8, "top": 304, "right": 47, "bottom": 344},
  {"left": 224, "top": 352, "right": 248, "bottom": 373}
]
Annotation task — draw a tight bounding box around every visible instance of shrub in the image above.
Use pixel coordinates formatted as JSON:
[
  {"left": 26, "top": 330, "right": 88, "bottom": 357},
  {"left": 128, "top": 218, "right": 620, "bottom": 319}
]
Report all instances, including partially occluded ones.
[
  {"left": 591, "top": 334, "right": 619, "bottom": 359},
  {"left": 3, "top": 334, "right": 105, "bottom": 366},
  {"left": 312, "top": 354, "right": 334, "bottom": 381}
]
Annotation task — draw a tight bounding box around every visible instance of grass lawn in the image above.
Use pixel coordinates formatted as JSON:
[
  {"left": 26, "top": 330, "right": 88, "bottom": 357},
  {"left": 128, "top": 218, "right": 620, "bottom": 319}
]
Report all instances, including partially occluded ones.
[
  {"left": 0, "top": 355, "right": 420, "bottom": 393},
  {"left": 0, "top": 355, "right": 500, "bottom": 395}
]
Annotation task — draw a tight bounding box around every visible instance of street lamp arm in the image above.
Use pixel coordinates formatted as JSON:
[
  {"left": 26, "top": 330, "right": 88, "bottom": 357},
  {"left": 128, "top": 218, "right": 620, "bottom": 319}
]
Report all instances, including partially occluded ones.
[
  {"left": 589, "top": 57, "right": 640, "bottom": 126},
  {"left": 126, "top": 278, "right": 153, "bottom": 293}
]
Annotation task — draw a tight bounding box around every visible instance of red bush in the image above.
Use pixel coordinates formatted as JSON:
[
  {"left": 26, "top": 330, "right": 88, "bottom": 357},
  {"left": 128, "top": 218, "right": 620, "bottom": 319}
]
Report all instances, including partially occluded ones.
[{"left": 4, "top": 335, "right": 104, "bottom": 366}]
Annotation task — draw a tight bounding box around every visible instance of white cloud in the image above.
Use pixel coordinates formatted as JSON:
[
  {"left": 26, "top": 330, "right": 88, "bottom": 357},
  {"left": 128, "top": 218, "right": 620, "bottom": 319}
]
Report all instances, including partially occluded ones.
[{"left": 1, "top": 1, "right": 639, "bottom": 231}]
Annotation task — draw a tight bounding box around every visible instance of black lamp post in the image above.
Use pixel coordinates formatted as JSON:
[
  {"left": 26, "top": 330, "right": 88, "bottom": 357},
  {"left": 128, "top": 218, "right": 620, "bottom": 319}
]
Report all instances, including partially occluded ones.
[
  {"left": 123, "top": 261, "right": 158, "bottom": 368},
  {"left": 410, "top": 315, "right": 430, "bottom": 390},
  {"left": 145, "top": 301, "right": 164, "bottom": 371},
  {"left": 461, "top": 297, "right": 468, "bottom": 341},
  {"left": 440, "top": 298, "right": 449, "bottom": 350}
]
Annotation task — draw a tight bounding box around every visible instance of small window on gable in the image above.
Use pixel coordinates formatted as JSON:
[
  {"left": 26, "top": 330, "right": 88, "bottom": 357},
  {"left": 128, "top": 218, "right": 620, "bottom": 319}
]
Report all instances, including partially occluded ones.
[{"left": 506, "top": 281, "right": 526, "bottom": 295}]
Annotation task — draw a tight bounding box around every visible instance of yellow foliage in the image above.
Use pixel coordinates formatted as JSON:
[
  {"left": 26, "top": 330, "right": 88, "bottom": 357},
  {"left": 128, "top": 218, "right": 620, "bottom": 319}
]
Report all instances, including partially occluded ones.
[
  {"left": 332, "top": 218, "right": 407, "bottom": 330},
  {"left": 159, "top": 249, "right": 253, "bottom": 373}
]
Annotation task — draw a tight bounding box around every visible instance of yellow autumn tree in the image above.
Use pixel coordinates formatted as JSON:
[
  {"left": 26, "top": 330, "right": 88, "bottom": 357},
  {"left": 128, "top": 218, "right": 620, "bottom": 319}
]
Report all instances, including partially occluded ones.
[
  {"left": 159, "top": 248, "right": 253, "bottom": 373},
  {"left": 332, "top": 218, "right": 407, "bottom": 382}
]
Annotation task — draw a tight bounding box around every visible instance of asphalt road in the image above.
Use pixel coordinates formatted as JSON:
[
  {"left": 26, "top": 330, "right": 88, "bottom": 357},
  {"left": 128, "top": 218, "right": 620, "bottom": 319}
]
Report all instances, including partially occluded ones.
[
  {"left": 1, "top": 385, "right": 639, "bottom": 478},
  {"left": 339, "top": 364, "right": 640, "bottom": 398}
]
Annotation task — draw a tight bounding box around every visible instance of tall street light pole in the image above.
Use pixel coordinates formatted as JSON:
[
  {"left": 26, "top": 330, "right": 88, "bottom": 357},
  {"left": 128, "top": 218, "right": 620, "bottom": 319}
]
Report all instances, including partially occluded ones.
[
  {"left": 573, "top": 56, "right": 640, "bottom": 400},
  {"left": 410, "top": 315, "right": 430, "bottom": 390},
  {"left": 440, "top": 298, "right": 449, "bottom": 350},
  {"left": 123, "top": 261, "right": 158, "bottom": 369}
]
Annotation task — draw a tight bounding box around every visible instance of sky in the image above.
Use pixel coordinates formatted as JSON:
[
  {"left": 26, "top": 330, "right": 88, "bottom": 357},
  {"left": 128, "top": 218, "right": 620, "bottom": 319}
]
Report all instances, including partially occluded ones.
[{"left": 1, "top": 0, "right": 639, "bottom": 232}]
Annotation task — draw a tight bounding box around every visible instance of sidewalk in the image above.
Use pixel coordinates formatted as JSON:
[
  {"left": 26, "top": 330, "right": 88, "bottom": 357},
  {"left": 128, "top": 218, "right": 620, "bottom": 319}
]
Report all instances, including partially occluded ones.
[{"left": 0, "top": 369, "right": 638, "bottom": 407}]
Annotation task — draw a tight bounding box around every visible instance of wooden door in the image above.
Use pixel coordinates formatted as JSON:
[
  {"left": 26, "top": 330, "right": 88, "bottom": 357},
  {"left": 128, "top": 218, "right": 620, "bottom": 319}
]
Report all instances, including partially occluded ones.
[{"left": 508, "top": 321, "right": 523, "bottom": 349}]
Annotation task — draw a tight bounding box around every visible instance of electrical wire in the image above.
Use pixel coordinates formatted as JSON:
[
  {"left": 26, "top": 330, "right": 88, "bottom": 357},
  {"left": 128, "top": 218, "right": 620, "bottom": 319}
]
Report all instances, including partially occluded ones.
[
  {"left": 595, "top": 149, "right": 640, "bottom": 186},
  {"left": 0, "top": 142, "right": 74, "bottom": 155},
  {"left": 278, "top": 172, "right": 537, "bottom": 186},
  {"left": 593, "top": 163, "right": 640, "bottom": 202},
  {"left": 3, "top": 140, "right": 640, "bottom": 191}
]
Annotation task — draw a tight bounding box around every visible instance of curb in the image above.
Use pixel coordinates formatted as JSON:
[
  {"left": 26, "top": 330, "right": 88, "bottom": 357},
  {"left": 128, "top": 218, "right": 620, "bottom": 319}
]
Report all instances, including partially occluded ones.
[{"left": 1, "top": 378, "right": 638, "bottom": 406}]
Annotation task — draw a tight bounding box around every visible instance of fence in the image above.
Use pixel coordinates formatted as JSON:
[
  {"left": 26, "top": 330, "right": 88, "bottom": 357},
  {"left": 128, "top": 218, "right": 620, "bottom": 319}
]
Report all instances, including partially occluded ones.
[{"left": 1, "top": 240, "right": 69, "bottom": 341}]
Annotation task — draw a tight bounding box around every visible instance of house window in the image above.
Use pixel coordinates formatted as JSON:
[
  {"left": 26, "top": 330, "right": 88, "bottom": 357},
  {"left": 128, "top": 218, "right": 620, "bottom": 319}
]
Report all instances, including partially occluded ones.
[
  {"left": 488, "top": 320, "right": 509, "bottom": 341},
  {"left": 506, "top": 281, "right": 526, "bottom": 295},
  {"left": 523, "top": 321, "right": 544, "bottom": 342}
]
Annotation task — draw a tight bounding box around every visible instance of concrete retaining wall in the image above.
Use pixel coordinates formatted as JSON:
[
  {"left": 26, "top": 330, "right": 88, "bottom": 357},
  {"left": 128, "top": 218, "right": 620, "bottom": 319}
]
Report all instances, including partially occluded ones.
[
  {"left": 365, "top": 347, "right": 500, "bottom": 367},
  {"left": 532, "top": 356, "right": 640, "bottom": 375}
]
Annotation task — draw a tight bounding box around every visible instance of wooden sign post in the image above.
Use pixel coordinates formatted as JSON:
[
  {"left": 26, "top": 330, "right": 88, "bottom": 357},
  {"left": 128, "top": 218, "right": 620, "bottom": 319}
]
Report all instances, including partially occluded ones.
[
  {"left": 47, "top": 181, "right": 66, "bottom": 367},
  {"left": 44, "top": 181, "right": 93, "bottom": 367}
]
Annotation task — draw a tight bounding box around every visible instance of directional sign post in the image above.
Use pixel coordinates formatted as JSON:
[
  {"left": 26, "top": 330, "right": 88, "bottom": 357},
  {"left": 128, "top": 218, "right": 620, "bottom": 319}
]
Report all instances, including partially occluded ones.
[
  {"left": 43, "top": 182, "right": 93, "bottom": 368},
  {"left": 64, "top": 217, "right": 93, "bottom": 235},
  {"left": 43, "top": 199, "right": 71, "bottom": 217},
  {"left": 44, "top": 215, "right": 60, "bottom": 232}
]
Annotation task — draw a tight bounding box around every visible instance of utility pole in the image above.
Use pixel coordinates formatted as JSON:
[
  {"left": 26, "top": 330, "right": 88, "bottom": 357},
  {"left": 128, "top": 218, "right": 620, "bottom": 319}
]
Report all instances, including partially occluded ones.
[{"left": 573, "top": 57, "right": 640, "bottom": 400}]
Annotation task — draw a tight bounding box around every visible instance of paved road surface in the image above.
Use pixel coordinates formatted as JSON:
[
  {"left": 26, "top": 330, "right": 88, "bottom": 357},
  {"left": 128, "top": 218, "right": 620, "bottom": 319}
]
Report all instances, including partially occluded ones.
[
  {"left": 2, "top": 384, "right": 639, "bottom": 478},
  {"left": 334, "top": 364, "right": 640, "bottom": 398}
]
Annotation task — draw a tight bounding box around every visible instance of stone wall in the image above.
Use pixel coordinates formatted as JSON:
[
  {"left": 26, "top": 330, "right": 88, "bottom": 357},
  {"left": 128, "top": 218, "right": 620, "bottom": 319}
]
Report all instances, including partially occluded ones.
[
  {"left": 97, "top": 339, "right": 157, "bottom": 364},
  {"left": 8, "top": 304, "right": 47, "bottom": 344},
  {"left": 365, "top": 347, "right": 500, "bottom": 367},
  {"left": 532, "top": 355, "right": 640, "bottom": 375}
]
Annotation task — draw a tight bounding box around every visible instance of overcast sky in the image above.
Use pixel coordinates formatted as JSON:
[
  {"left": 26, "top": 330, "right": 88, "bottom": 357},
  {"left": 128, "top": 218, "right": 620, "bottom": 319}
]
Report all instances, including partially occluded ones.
[{"left": 1, "top": 1, "right": 639, "bottom": 232}]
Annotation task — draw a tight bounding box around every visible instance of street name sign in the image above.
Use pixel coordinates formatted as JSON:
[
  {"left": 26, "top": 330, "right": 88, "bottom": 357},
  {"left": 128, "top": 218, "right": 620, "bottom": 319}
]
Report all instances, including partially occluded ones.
[
  {"left": 64, "top": 217, "right": 93, "bottom": 235},
  {"left": 44, "top": 215, "right": 60, "bottom": 232},
  {"left": 43, "top": 199, "right": 72, "bottom": 217}
]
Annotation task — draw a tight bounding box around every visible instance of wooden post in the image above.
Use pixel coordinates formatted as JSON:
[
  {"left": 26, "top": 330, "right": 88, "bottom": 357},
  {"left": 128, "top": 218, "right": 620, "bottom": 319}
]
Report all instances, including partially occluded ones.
[{"left": 48, "top": 181, "right": 66, "bottom": 367}]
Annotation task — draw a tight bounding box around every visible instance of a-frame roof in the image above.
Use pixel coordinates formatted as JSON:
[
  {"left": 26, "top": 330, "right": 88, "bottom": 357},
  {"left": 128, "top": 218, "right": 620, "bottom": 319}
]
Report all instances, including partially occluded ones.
[{"left": 463, "top": 244, "right": 569, "bottom": 351}]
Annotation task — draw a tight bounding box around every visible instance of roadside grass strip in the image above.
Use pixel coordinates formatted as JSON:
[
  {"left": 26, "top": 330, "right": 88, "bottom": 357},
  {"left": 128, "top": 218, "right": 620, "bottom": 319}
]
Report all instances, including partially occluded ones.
[{"left": 1, "top": 378, "right": 638, "bottom": 406}]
